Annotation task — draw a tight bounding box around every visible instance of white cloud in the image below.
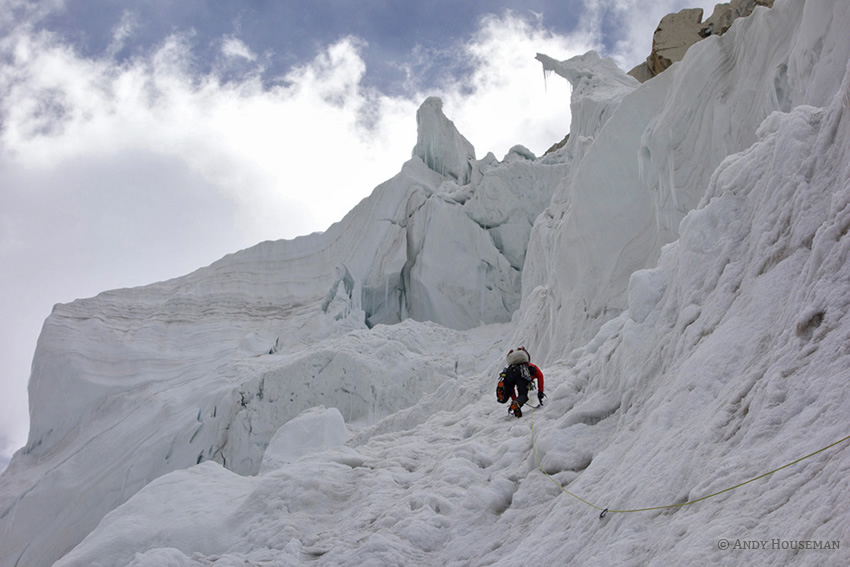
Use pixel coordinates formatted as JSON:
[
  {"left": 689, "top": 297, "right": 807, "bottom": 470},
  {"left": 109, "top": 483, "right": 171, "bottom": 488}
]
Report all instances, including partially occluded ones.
[
  {"left": 106, "top": 10, "right": 137, "bottom": 58},
  {"left": 0, "top": 30, "right": 418, "bottom": 240},
  {"left": 0, "top": 0, "right": 65, "bottom": 30},
  {"left": 5, "top": 4, "right": 691, "bottom": 249},
  {"left": 431, "top": 11, "right": 598, "bottom": 159},
  {"left": 0, "top": 2, "right": 730, "bottom": 245},
  {"left": 221, "top": 37, "right": 257, "bottom": 62}
]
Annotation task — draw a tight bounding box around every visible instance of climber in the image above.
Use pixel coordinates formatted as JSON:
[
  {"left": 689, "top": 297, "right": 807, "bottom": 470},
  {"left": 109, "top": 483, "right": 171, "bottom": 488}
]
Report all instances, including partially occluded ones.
[{"left": 496, "top": 346, "right": 544, "bottom": 418}]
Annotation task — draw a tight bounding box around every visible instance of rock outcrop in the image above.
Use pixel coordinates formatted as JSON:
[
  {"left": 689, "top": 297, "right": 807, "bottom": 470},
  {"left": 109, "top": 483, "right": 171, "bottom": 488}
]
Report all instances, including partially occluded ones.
[{"left": 628, "top": 0, "right": 775, "bottom": 81}]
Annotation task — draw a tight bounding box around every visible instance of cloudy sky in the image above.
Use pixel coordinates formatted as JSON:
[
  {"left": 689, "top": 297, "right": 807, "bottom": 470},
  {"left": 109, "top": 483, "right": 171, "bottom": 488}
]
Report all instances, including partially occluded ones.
[{"left": 0, "top": 0, "right": 716, "bottom": 469}]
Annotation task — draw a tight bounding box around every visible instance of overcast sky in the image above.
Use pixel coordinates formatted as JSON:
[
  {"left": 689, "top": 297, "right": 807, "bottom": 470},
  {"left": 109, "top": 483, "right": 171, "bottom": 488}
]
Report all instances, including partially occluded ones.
[{"left": 0, "top": 0, "right": 716, "bottom": 469}]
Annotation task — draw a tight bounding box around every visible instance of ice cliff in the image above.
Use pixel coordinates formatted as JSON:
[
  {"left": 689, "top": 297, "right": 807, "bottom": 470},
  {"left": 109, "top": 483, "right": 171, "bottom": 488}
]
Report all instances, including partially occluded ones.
[
  {"left": 2, "top": 1, "right": 850, "bottom": 566},
  {"left": 526, "top": 0, "right": 850, "bottom": 358}
]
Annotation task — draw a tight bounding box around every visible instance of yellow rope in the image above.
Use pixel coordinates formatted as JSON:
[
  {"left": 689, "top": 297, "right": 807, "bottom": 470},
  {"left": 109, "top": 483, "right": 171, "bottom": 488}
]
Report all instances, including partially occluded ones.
[{"left": 528, "top": 403, "right": 850, "bottom": 516}]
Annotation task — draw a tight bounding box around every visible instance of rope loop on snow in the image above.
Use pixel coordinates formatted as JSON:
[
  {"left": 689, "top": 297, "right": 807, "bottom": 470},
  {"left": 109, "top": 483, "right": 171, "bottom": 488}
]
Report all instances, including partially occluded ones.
[{"left": 528, "top": 403, "right": 850, "bottom": 518}]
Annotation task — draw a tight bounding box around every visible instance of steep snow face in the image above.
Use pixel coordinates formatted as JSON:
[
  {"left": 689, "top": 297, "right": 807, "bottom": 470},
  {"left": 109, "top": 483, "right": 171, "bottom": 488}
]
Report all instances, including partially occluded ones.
[
  {"left": 412, "top": 96, "right": 476, "bottom": 185},
  {"left": 4, "top": 1, "right": 850, "bottom": 566},
  {"left": 522, "top": 0, "right": 850, "bottom": 362},
  {"left": 0, "top": 99, "right": 560, "bottom": 566},
  {"left": 54, "top": 48, "right": 850, "bottom": 567}
]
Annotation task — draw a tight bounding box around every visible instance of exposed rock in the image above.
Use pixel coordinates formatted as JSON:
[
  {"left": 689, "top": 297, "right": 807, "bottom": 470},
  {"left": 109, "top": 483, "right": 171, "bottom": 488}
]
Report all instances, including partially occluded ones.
[
  {"left": 647, "top": 8, "right": 706, "bottom": 77},
  {"left": 627, "top": 63, "right": 654, "bottom": 83},
  {"left": 543, "top": 133, "right": 569, "bottom": 156},
  {"left": 704, "top": 0, "right": 775, "bottom": 35},
  {"left": 628, "top": 0, "right": 775, "bottom": 81},
  {"left": 544, "top": 1, "right": 775, "bottom": 161}
]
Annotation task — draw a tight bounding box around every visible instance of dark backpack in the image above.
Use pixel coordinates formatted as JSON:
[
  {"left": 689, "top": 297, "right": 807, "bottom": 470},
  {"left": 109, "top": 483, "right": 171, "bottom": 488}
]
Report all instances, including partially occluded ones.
[
  {"left": 503, "top": 363, "right": 532, "bottom": 385},
  {"left": 497, "top": 362, "right": 535, "bottom": 403}
]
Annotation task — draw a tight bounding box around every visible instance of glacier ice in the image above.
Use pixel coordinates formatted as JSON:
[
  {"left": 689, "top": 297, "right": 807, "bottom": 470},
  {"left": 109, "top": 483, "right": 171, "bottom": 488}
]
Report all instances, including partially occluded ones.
[
  {"left": 522, "top": 0, "right": 850, "bottom": 361},
  {"left": 4, "top": 1, "right": 850, "bottom": 566},
  {"left": 0, "top": 97, "right": 560, "bottom": 566},
  {"left": 411, "top": 96, "right": 476, "bottom": 185}
]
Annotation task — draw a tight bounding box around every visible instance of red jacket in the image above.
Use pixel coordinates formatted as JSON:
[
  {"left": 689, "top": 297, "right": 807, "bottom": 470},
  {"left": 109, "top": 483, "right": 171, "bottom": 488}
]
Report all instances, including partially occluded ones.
[{"left": 526, "top": 363, "right": 544, "bottom": 394}]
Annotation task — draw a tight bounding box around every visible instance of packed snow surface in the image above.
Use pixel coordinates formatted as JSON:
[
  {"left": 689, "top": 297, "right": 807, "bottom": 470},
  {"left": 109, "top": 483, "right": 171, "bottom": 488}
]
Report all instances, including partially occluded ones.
[{"left": 2, "top": 1, "right": 850, "bottom": 566}]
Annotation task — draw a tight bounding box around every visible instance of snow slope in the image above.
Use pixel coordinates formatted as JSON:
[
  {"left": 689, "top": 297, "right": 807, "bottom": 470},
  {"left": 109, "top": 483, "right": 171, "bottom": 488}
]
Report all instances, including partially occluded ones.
[
  {"left": 3, "top": 0, "right": 850, "bottom": 565},
  {"left": 0, "top": 86, "right": 563, "bottom": 567}
]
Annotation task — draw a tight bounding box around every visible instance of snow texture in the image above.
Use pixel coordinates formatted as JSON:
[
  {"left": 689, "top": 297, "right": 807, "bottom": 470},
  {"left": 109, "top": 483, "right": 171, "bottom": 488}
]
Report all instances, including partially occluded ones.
[
  {"left": 259, "top": 406, "right": 349, "bottom": 473},
  {"left": 3, "top": 1, "right": 850, "bottom": 566},
  {"left": 412, "top": 96, "right": 476, "bottom": 185}
]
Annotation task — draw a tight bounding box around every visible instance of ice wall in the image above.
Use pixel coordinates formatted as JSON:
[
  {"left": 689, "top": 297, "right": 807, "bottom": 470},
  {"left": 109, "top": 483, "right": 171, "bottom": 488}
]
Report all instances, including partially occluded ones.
[
  {"left": 3, "top": 1, "right": 850, "bottom": 566},
  {"left": 48, "top": 66, "right": 850, "bottom": 565},
  {"left": 522, "top": 0, "right": 850, "bottom": 362}
]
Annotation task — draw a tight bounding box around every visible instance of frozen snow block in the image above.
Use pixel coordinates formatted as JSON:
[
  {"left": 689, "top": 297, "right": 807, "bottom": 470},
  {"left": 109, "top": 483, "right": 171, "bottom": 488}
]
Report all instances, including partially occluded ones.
[{"left": 260, "top": 406, "right": 350, "bottom": 473}]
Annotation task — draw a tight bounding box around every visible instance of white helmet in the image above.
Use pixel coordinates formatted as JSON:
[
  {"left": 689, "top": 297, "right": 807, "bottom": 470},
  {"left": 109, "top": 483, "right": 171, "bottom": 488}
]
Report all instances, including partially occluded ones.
[{"left": 506, "top": 346, "right": 530, "bottom": 366}]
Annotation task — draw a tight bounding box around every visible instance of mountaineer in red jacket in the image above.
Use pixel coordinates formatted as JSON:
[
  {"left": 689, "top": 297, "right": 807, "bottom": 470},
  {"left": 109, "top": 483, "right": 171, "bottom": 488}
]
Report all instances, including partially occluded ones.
[{"left": 496, "top": 346, "right": 544, "bottom": 418}]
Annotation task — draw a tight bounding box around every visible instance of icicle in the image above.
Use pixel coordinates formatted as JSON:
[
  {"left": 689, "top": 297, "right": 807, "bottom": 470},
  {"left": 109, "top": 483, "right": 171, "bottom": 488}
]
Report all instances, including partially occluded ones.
[
  {"left": 478, "top": 262, "right": 487, "bottom": 325},
  {"left": 384, "top": 275, "right": 389, "bottom": 313},
  {"left": 543, "top": 67, "right": 553, "bottom": 92}
]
